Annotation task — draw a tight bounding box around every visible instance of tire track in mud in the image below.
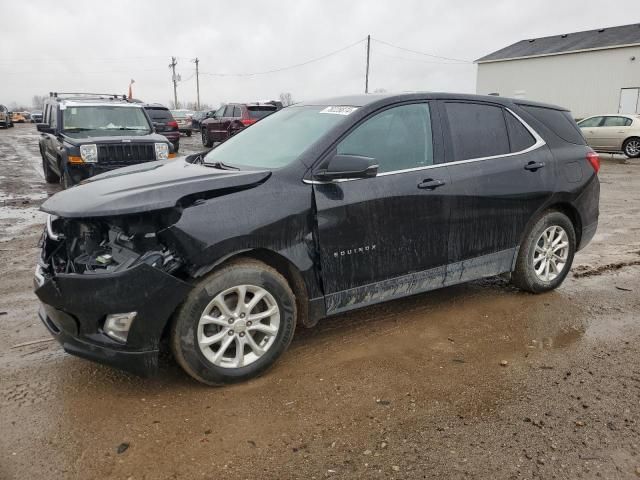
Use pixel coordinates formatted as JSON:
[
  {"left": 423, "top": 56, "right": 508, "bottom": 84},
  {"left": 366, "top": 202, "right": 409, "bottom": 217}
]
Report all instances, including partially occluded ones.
[{"left": 573, "top": 250, "right": 640, "bottom": 278}]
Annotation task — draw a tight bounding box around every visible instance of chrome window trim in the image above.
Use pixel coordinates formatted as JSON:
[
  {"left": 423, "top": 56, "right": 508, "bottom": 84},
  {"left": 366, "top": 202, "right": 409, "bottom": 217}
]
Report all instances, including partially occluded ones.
[{"left": 303, "top": 107, "right": 545, "bottom": 185}]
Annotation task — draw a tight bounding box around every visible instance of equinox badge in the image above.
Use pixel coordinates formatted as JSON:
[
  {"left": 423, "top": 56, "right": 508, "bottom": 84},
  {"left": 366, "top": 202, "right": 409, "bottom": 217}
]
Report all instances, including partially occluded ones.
[{"left": 333, "top": 244, "right": 376, "bottom": 258}]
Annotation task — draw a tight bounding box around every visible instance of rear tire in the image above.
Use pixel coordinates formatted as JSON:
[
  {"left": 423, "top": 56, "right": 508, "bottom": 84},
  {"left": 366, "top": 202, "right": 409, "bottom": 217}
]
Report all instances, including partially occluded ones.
[
  {"left": 171, "top": 258, "right": 296, "bottom": 386},
  {"left": 623, "top": 137, "right": 640, "bottom": 158},
  {"left": 511, "top": 211, "right": 576, "bottom": 293},
  {"left": 201, "top": 129, "right": 213, "bottom": 148}
]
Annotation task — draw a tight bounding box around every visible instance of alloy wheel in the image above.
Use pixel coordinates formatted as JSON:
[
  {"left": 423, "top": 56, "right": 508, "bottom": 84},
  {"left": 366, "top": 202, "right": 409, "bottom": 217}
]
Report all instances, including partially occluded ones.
[
  {"left": 532, "top": 225, "right": 569, "bottom": 282},
  {"left": 625, "top": 139, "right": 640, "bottom": 157},
  {"left": 197, "top": 285, "right": 280, "bottom": 369}
]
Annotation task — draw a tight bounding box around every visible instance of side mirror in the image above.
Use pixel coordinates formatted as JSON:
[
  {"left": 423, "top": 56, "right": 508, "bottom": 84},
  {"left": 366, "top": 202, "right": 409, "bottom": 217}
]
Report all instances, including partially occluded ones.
[
  {"left": 314, "top": 154, "right": 378, "bottom": 181},
  {"left": 36, "top": 123, "right": 54, "bottom": 134}
]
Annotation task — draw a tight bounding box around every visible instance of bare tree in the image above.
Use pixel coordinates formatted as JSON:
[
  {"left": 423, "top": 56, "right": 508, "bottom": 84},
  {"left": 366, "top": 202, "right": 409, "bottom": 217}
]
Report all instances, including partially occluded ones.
[
  {"left": 32, "top": 95, "right": 47, "bottom": 110},
  {"left": 279, "top": 92, "right": 294, "bottom": 106}
]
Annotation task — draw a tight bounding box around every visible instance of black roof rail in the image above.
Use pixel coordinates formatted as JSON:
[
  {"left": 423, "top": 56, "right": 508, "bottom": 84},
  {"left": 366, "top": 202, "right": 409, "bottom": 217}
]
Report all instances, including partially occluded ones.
[{"left": 49, "top": 92, "right": 129, "bottom": 101}]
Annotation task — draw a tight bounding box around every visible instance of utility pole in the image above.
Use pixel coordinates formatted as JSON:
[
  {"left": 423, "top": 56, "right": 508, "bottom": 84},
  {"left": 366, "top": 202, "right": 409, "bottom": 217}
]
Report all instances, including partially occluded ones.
[
  {"left": 193, "top": 58, "right": 201, "bottom": 110},
  {"left": 365, "top": 35, "right": 371, "bottom": 94},
  {"left": 169, "top": 56, "right": 178, "bottom": 108}
]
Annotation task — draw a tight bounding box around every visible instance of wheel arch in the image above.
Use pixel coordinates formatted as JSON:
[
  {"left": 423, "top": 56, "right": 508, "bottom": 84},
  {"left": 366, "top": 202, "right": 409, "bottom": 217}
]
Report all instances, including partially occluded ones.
[
  {"left": 190, "top": 248, "right": 313, "bottom": 327},
  {"left": 623, "top": 135, "right": 640, "bottom": 153},
  {"left": 519, "top": 202, "right": 583, "bottom": 255}
]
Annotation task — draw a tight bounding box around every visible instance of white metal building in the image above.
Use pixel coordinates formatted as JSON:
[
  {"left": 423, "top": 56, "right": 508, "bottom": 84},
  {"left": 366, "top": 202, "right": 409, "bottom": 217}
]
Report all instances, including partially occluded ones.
[{"left": 476, "top": 23, "right": 640, "bottom": 119}]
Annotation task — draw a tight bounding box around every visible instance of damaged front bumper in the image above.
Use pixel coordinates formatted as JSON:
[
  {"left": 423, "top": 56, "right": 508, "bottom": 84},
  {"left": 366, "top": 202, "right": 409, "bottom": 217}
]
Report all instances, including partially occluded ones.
[
  {"left": 34, "top": 217, "right": 193, "bottom": 376},
  {"left": 35, "top": 262, "right": 192, "bottom": 376}
]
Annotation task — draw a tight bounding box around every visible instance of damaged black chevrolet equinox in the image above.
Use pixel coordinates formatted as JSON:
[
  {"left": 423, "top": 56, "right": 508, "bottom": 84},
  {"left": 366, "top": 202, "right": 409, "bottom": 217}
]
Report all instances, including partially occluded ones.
[{"left": 35, "top": 93, "right": 600, "bottom": 385}]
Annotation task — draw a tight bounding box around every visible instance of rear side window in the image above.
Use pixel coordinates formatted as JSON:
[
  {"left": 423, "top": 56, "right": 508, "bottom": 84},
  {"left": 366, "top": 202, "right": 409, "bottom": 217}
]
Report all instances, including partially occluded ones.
[
  {"left": 233, "top": 106, "right": 242, "bottom": 117},
  {"left": 337, "top": 103, "right": 433, "bottom": 173},
  {"left": 224, "top": 105, "right": 235, "bottom": 117},
  {"left": 520, "top": 105, "right": 585, "bottom": 145},
  {"left": 603, "top": 116, "right": 632, "bottom": 127},
  {"left": 445, "top": 102, "right": 509, "bottom": 160},
  {"left": 248, "top": 106, "right": 277, "bottom": 120},
  {"left": 578, "top": 116, "right": 603, "bottom": 128},
  {"left": 505, "top": 111, "right": 536, "bottom": 152},
  {"left": 146, "top": 108, "right": 173, "bottom": 122}
]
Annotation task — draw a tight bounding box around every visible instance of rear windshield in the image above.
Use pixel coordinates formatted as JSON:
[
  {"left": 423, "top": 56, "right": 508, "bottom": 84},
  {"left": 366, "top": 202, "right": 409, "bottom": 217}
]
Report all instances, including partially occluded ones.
[
  {"left": 520, "top": 105, "right": 585, "bottom": 145},
  {"left": 146, "top": 108, "right": 174, "bottom": 122},
  {"left": 248, "top": 105, "right": 277, "bottom": 120}
]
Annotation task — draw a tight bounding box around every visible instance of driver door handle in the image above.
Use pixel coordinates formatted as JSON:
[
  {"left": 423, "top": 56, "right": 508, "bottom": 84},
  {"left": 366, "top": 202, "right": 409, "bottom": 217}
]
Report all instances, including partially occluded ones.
[
  {"left": 417, "top": 178, "right": 446, "bottom": 190},
  {"left": 524, "top": 161, "right": 545, "bottom": 171}
]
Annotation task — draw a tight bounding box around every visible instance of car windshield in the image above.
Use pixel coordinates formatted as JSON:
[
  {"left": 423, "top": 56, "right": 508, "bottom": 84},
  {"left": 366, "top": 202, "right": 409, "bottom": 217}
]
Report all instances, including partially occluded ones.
[
  {"left": 203, "top": 105, "right": 348, "bottom": 169},
  {"left": 62, "top": 106, "right": 151, "bottom": 137}
]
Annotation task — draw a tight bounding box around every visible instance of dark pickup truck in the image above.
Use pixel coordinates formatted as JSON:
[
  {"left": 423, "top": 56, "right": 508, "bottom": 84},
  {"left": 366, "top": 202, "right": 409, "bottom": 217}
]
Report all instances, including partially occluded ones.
[{"left": 35, "top": 92, "right": 599, "bottom": 385}]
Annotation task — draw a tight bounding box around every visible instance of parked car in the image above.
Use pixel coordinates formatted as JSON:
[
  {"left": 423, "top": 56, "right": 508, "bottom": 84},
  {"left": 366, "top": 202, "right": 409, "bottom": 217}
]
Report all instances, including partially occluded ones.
[
  {"left": 11, "top": 111, "right": 27, "bottom": 123},
  {"left": 190, "top": 111, "right": 211, "bottom": 131},
  {"left": 171, "top": 109, "right": 193, "bottom": 136},
  {"left": 30, "top": 110, "right": 43, "bottom": 123},
  {"left": 37, "top": 93, "right": 174, "bottom": 188},
  {"left": 577, "top": 114, "right": 640, "bottom": 158},
  {"left": 34, "top": 93, "right": 599, "bottom": 385},
  {"left": 143, "top": 104, "right": 180, "bottom": 152},
  {"left": 200, "top": 102, "right": 278, "bottom": 147},
  {"left": 0, "top": 104, "right": 11, "bottom": 128}
]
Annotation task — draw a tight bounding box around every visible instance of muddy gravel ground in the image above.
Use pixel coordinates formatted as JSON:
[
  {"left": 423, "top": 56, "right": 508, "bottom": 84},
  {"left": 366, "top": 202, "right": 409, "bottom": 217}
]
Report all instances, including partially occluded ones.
[{"left": 1, "top": 123, "right": 639, "bottom": 480}]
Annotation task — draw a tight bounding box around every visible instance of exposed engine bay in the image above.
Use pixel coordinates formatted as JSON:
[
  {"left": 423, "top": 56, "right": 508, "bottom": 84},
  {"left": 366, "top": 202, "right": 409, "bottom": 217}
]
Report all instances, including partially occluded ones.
[{"left": 40, "top": 211, "right": 183, "bottom": 277}]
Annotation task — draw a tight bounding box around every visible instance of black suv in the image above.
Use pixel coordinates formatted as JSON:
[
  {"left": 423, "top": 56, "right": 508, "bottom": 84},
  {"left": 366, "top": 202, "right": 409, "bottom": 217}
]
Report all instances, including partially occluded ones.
[
  {"left": 37, "top": 93, "right": 174, "bottom": 188},
  {"left": 35, "top": 93, "right": 599, "bottom": 385},
  {"left": 143, "top": 104, "right": 180, "bottom": 152}
]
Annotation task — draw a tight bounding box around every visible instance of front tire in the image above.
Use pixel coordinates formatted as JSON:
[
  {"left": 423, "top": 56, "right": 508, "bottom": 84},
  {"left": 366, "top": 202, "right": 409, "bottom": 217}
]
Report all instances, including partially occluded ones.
[
  {"left": 61, "top": 167, "right": 73, "bottom": 189},
  {"left": 42, "top": 157, "right": 59, "bottom": 183},
  {"left": 201, "top": 129, "right": 213, "bottom": 147},
  {"left": 623, "top": 137, "right": 640, "bottom": 158},
  {"left": 171, "top": 258, "right": 296, "bottom": 386},
  {"left": 511, "top": 211, "right": 576, "bottom": 293}
]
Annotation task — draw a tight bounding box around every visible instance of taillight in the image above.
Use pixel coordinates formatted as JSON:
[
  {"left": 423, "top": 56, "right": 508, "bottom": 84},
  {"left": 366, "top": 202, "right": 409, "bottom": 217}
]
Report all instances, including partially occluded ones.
[
  {"left": 167, "top": 120, "right": 178, "bottom": 129},
  {"left": 241, "top": 118, "right": 256, "bottom": 126},
  {"left": 586, "top": 149, "right": 600, "bottom": 174}
]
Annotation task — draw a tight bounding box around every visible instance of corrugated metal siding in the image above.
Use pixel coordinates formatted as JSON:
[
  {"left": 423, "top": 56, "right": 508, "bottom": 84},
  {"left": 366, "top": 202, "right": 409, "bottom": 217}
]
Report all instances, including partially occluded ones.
[{"left": 476, "top": 46, "right": 640, "bottom": 119}]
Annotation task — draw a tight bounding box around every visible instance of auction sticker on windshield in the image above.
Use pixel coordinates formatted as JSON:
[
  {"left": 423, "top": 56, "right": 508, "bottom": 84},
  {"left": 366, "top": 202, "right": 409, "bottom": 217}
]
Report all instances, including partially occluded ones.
[{"left": 319, "top": 106, "right": 358, "bottom": 115}]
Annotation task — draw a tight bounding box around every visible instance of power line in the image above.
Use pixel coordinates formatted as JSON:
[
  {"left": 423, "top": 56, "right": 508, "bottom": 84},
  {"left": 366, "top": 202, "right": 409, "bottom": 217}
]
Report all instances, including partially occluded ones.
[
  {"left": 371, "top": 38, "right": 471, "bottom": 63},
  {"left": 199, "top": 38, "right": 366, "bottom": 77},
  {"left": 374, "top": 50, "right": 473, "bottom": 65}
]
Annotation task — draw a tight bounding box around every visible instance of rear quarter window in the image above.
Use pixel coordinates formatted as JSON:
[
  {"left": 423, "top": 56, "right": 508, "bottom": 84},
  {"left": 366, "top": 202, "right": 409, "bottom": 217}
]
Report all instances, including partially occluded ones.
[
  {"left": 505, "top": 111, "right": 536, "bottom": 152},
  {"left": 520, "top": 105, "right": 585, "bottom": 145}
]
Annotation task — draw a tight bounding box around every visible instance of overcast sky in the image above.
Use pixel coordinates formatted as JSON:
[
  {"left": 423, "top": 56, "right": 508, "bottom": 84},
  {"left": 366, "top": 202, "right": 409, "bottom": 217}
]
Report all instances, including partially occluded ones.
[{"left": 2, "top": 0, "right": 639, "bottom": 109}]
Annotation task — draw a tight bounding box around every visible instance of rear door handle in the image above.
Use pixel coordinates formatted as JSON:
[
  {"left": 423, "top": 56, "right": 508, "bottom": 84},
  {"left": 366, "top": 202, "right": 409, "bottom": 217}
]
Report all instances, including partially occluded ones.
[
  {"left": 417, "top": 178, "right": 446, "bottom": 190},
  {"left": 524, "top": 161, "right": 545, "bottom": 171}
]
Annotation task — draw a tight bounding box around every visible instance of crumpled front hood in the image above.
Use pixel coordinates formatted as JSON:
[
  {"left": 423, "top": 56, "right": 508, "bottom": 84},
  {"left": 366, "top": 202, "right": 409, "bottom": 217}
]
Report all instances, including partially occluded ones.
[{"left": 41, "top": 159, "right": 271, "bottom": 218}]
